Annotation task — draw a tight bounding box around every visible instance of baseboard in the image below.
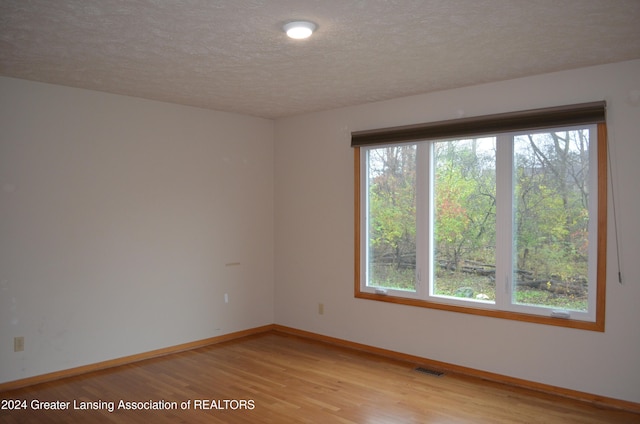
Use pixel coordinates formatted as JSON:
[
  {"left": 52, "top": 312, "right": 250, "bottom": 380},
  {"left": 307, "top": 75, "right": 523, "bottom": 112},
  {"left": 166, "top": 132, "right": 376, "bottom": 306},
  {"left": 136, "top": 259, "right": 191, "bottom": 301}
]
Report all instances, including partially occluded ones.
[
  {"left": 0, "top": 324, "right": 275, "bottom": 392},
  {"left": 2, "top": 323, "right": 638, "bottom": 414},
  {"left": 272, "top": 324, "right": 640, "bottom": 415}
]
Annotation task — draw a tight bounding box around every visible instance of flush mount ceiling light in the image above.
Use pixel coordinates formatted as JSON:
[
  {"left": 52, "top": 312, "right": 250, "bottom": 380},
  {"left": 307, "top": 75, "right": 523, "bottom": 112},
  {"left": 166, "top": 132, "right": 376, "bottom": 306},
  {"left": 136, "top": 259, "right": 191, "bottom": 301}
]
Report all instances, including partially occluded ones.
[{"left": 283, "top": 21, "right": 317, "bottom": 39}]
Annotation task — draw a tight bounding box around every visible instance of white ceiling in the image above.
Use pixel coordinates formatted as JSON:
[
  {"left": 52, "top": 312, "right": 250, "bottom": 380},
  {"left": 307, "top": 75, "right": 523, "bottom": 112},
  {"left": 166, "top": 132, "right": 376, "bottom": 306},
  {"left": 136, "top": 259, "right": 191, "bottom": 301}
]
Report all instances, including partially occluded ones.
[{"left": 1, "top": 0, "right": 639, "bottom": 119}]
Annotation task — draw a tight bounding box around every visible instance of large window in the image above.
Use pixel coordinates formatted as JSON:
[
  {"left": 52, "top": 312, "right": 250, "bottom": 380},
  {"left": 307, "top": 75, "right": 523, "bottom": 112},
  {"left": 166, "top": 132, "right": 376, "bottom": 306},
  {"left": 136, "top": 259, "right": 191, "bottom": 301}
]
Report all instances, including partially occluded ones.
[{"left": 353, "top": 103, "right": 606, "bottom": 331}]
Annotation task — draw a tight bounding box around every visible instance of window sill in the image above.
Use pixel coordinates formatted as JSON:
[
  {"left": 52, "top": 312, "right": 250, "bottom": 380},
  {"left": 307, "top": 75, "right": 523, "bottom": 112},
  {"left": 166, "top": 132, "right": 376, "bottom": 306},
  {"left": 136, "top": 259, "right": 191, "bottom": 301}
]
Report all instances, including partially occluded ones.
[{"left": 355, "top": 291, "right": 605, "bottom": 332}]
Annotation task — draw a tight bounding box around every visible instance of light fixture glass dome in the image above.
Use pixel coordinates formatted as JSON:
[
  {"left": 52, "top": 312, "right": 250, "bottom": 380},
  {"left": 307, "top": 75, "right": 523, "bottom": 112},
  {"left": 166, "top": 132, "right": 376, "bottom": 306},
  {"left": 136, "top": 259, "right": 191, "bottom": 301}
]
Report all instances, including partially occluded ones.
[{"left": 283, "top": 21, "right": 317, "bottom": 39}]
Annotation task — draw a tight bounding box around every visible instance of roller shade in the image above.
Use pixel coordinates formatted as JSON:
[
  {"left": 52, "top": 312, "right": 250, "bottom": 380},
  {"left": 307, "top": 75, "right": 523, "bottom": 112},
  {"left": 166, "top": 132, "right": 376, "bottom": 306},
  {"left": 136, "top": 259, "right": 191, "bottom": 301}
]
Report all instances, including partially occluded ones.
[{"left": 351, "top": 101, "right": 606, "bottom": 147}]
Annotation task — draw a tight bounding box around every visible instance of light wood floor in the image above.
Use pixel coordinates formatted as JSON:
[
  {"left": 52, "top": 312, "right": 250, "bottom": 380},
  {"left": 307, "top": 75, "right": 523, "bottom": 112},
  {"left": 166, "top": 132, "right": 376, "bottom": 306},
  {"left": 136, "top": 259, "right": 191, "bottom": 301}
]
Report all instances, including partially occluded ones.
[{"left": 1, "top": 332, "right": 638, "bottom": 423}]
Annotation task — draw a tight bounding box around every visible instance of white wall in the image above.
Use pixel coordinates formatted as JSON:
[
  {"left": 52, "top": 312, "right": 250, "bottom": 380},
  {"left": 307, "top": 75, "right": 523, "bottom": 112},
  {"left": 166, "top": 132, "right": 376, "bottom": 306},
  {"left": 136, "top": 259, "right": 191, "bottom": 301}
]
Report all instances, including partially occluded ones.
[
  {"left": 0, "top": 77, "right": 275, "bottom": 383},
  {"left": 2, "top": 59, "right": 639, "bottom": 404},
  {"left": 274, "top": 60, "right": 640, "bottom": 403}
]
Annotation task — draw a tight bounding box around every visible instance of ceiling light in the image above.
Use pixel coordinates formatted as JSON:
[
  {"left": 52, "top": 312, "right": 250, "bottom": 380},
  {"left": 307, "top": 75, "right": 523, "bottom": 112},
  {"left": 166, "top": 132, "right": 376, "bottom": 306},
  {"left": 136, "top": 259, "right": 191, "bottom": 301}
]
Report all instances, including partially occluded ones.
[{"left": 283, "top": 21, "right": 317, "bottom": 39}]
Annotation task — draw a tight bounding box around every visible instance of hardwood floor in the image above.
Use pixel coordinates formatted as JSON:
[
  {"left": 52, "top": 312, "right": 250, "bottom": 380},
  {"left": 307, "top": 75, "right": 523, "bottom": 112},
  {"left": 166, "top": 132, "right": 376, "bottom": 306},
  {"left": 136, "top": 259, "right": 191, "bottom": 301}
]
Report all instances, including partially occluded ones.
[{"left": 1, "top": 332, "right": 638, "bottom": 423}]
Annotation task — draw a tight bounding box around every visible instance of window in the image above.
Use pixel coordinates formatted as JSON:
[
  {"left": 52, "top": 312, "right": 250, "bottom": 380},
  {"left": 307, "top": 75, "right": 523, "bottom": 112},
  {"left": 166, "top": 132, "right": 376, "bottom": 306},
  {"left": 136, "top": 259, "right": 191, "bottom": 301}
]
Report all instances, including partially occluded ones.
[{"left": 353, "top": 103, "right": 606, "bottom": 331}]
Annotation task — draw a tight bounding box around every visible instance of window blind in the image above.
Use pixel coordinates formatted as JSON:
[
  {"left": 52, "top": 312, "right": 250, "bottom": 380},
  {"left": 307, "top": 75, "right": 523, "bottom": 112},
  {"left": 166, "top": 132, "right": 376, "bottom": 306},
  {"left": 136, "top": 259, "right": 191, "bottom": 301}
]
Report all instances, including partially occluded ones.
[{"left": 351, "top": 101, "right": 606, "bottom": 147}]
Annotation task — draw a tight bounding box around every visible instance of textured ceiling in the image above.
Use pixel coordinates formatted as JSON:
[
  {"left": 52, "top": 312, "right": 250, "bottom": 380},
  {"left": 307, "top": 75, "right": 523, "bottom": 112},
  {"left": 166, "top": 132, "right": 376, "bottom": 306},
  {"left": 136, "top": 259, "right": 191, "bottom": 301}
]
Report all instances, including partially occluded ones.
[{"left": 1, "top": 0, "right": 639, "bottom": 119}]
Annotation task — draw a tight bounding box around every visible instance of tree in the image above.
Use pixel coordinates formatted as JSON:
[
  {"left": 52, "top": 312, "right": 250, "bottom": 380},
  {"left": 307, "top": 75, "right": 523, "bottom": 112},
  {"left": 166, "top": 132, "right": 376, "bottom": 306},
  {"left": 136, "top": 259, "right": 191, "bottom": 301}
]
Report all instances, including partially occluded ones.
[
  {"left": 367, "top": 145, "right": 417, "bottom": 289},
  {"left": 434, "top": 139, "right": 496, "bottom": 272},
  {"left": 513, "top": 129, "right": 591, "bottom": 308}
]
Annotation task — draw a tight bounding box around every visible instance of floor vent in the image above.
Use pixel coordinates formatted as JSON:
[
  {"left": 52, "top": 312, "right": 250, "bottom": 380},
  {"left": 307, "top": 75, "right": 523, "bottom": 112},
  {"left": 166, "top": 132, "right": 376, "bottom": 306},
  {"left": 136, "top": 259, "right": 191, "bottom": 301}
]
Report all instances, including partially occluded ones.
[{"left": 414, "top": 367, "right": 444, "bottom": 377}]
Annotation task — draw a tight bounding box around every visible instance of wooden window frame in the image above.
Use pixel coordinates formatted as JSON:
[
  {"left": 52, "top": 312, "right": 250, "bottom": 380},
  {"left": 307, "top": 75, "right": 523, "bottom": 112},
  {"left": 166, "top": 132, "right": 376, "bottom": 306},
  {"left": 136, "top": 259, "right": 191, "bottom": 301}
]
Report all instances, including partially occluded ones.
[{"left": 353, "top": 104, "right": 607, "bottom": 331}]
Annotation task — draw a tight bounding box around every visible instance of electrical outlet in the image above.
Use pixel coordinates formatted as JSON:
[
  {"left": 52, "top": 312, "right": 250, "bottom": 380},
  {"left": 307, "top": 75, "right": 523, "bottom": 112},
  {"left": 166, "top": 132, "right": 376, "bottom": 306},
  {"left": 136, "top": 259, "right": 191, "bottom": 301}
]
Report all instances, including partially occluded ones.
[
  {"left": 318, "top": 303, "right": 324, "bottom": 315},
  {"left": 224, "top": 293, "right": 229, "bottom": 303},
  {"left": 14, "top": 336, "right": 24, "bottom": 352}
]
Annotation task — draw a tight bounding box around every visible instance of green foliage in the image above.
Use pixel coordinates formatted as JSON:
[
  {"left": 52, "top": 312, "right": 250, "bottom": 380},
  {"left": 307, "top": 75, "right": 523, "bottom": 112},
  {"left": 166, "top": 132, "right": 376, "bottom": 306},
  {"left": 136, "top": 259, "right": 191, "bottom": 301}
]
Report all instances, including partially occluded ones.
[
  {"left": 434, "top": 139, "right": 496, "bottom": 271},
  {"left": 514, "top": 287, "right": 587, "bottom": 311},
  {"left": 366, "top": 130, "right": 591, "bottom": 310},
  {"left": 433, "top": 272, "right": 495, "bottom": 300},
  {"left": 367, "top": 146, "right": 417, "bottom": 289},
  {"left": 514, "top": 131, "right": 590, "bottom": 284},
  {"left": 369, "top": 265, "right": 415, "bottom": 291}
]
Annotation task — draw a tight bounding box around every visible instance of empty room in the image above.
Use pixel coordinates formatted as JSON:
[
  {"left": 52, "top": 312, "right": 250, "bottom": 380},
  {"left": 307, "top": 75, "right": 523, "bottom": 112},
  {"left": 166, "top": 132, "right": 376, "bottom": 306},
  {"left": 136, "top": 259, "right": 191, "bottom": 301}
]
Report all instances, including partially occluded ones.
[{"left": 1, "top": 1, "right": 640, "bottom": 422}]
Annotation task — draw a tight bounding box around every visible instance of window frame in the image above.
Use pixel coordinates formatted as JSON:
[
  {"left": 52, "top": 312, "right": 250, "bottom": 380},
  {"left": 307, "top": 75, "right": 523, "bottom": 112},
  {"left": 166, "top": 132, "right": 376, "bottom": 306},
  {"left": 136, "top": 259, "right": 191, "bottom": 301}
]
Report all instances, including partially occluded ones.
[{"left": 353, "top": 104, "right": 607, "bottom": 331}]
